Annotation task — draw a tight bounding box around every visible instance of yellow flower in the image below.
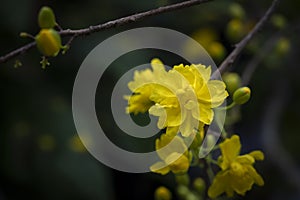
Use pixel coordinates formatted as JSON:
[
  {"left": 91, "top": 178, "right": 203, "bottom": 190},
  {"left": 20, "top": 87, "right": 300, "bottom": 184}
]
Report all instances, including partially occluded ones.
[
  {"left": 150, "top": 134, "right": 190, "bottom": 175},
  {"left": 125, "top": 58, "right": 167, "bottom": 114},
  {"left": 208, "top": 135, "right": 264, "bottom": 198},
  {"left": 125, "top": 58, "right": 228, "bottom": 137},
  {"left": 149, "top": 63, "right": 227, "bottom": 136}
]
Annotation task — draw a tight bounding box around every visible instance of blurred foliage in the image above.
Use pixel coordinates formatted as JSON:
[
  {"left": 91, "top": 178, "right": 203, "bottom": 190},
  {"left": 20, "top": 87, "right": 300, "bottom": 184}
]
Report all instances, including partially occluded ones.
[{"left": 1, "top": 0, "right": 300, "bottom": 200}]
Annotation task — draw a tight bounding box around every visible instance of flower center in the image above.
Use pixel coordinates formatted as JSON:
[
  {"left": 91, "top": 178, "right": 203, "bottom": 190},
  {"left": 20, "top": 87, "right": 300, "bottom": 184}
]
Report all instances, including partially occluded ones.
[
  {"left": 175, "top": 87, "right": 197, "bottom": 109},
  {"left": 230, "top": 161, "right": 244, "bottom": 176}
]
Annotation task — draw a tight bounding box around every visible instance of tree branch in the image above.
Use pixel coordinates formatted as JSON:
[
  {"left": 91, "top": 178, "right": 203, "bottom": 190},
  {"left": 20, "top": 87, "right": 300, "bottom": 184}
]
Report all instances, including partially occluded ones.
[
  {"left": 212, "top": 0, "right": 281, "bottom": 78},
  {"left": 0, "top": 0, "right": 211, "bottom": 64}
]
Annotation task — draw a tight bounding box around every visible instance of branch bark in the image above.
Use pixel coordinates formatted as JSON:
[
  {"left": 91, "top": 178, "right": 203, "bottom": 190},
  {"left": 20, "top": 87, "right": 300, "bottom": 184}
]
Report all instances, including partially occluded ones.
[{"left": 0, "top": 0, "right": 211, "bottom": 64}]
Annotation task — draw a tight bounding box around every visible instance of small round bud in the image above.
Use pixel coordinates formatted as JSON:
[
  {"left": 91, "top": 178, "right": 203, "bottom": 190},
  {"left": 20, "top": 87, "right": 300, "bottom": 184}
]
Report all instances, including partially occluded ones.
[
  {"left": 193, "top": 177, "right": 206, "bottom": 193},
  {"left": 222, "top": 72, "right": 242, "bottom": 95},
  {"left": 228, "top": 3, "right": 245, "bottom": 19},
  {"left": 186, "top": 193, "right": 200, "bottom": 200},
  {"left": 155, "top": 186, "right": 172, "bottom": 200},
  {"left": 35, "top": 29, "right": 62, "bottom": 57},
  {"left": 271, "top": 14, "right": 287, "bottom": 29},
  {"left": 175, "top": 174, "right": 190, "bottom": 186},
  {"left": 20, "top": 32, "right": 30, "bottom": 38},
  {"left": 38, "top": 6, "right": 56, "bottom": 29},
  {"left": 176, "top": 185, "right": 189, "bottom": 198},
  {"left": 275, "top": 37, "right": 290, "bottom": 56},
  {"left": 226, "top": 19, "right": 245, "bottom": 43},
  {"left": 205, "top": 134, "right": 216, "bottom": 150},
  {"left": 207, "top": 42, "right": 226, "bottom": 62},
  {"left": 233, "top": 87, "right": 251, "bottom": 105}
]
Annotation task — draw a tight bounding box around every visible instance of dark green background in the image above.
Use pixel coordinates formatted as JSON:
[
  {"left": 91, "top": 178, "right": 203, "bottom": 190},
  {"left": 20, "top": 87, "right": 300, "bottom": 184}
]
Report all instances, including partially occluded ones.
[{"left": 0, "top": 0, "right": 300, "bottom": 199}]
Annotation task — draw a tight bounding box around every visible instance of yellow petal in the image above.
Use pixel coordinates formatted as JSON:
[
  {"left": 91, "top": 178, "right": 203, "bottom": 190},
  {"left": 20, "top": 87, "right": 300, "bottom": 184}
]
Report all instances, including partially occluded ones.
[
  {"left": 156, "top": 134, "right": 187, "bottom": 160},
  {"left": 208, "top": 170, "right": 232, "bottom": 198},
  {"left": 165, "top": 107, "right": 182, "bottom": 127},
  {"left": 236, "top": 155, "right": 255, "bottom": 165},
  {"left": 151, "top": 58, "right": 165, "bottom": 73},
  {"left": 173, "top": 64, "right": 196, "bottom": 86},
  {"left": 230, "top": 173, "right": 254, "bottom": 196},
  {"left": 150, "top": 85, "right": 178, "bottom": 106},
  {"left": 150, "top": 161, "right": 170, "bottom": 175},
  {"left": 149, "top": 104, "right": 167, "bottom": 128},
  {"left": 249, "top": 150, "right": 264, "bottom": 161},
  {"left": 179, "top": 112, "right": 200, "bottom": 137},
  {"left": 126, "top": 88, "right": 154, "bottom": 114},
  {"left": 166, "top": 152, "right": 190, "bottom": 174},
  {"left": 199, "top": 104, "right": 214, "bottom": 124},
  {"left": 207, "top": 80, "right": 229, "bottom": 107},
  {"left": 193, "top": 64, "right": 211, "bottom": 82},
  {"left": 166, "top": 126, "right": 179, "bottom": 136},
  {"left": 219, "top": 135, "right": 241, "bottom": 170},
  {"left": 245, "top": 165, "right": 264, "bottom": 186}
]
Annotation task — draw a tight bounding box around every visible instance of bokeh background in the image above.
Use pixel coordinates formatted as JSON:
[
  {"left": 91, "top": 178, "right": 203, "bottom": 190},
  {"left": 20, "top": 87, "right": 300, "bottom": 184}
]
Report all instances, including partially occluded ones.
[{"left": 1, "top": 0, "right": 300, "bottom": 199}]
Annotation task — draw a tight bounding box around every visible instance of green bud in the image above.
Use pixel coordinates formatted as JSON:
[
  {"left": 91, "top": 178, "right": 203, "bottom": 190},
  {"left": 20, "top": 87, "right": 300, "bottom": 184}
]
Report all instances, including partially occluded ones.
[
  {"left": 186, "top": 193, "right": 200, "bottom": 200},
  {"left": 175, "top": 174, "right": 190, "bottom": 186},
  {"left": 38, "top": 6, "right": 56, "bottom": 29},
  {"left": 271, "top": 14, "right": 287, "bottom": 29},
  {"left": 207, "top": 42, "right": 226, "bottom": 63},
  {"left": 228, "top": 3, "right": 245, "bottom": 19},
  {"left": 176, "top": 185, "right": 189, "bottom": 198},
  {"left": 275, "top": 37, "right": 290, "bottom": 56},
  {"left": 233, "top": 87, "right": 251, "bottom": 105},
  {"left": 154, "top": 186, "right": 172, "bottom": 200},
  {"left": 226, "top": 18, "right": 245, "bottom": 43},
  {"left": 193, "top": 177, "right": 206, "bottom": 193},
  {"left": 205, "top": 134, "right": 216, "bottom": 150},
  {"left": 35, "top": 29, "right": 62, "bottom": 57},
  {"left": 222, "top": 72, "right": 242, "bottom": 95}
]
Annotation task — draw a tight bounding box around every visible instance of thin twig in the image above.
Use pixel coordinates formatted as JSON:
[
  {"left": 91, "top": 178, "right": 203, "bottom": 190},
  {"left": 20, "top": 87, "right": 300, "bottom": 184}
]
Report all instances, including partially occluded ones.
[
  {"left": 0, "top": 0, "right": 211, "bottom": 64},
  {"left": 212, "top": 0, "right": 281, "bottom": 78},
  {"left": 0, "top": 42, "right": 36, "bottom": 64}
]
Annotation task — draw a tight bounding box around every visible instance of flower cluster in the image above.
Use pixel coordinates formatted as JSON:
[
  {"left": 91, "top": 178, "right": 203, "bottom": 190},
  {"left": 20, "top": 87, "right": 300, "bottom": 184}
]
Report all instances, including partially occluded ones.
[
  {"left": 125, "top": 59, "right": 265, "bottom": 199},
  {"left": 125, "top": 58, "right": 228, "bottom": 177},
  {"left": 125, "top": 58, "right": 228, "bottom": 137}
]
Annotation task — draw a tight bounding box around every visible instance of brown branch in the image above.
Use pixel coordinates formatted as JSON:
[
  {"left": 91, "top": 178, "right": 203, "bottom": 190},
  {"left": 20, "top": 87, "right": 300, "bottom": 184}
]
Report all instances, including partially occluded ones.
[
  {"left": 0, "top": 0, "right": 211, "bottom": 64},
  {"left": 212, "top": 0, "right": 281, "bottom": 78},
  {"left": 0, "top": 42, "right": 36, "bottom": 64}
]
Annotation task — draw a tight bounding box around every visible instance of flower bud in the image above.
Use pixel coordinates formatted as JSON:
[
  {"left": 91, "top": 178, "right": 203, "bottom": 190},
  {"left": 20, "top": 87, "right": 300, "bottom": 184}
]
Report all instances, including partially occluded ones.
[
  {"left": 226, "top": 19, "right": 245, "bottom": 43},
  {"left": 207, "top": 42, "right": 226, "bottom": 62},
  {"left": 205, "top": 134, "right": 216, "bottom": 150},
  {"left": 38, "top": 6, "right": 56, "bottom": 29},
  {"left": 275, "top": 37, "right": 290, "bottom": 56},
  {"left": 233, "top": 87, "right": 251, "bottom": 105},
  {"left": 228, "top": 3, "right": 245, "bottom": 19},
  {"left": 193, "top": 177, "right": 206, "bottom": 193},
  {"left": 35, "top": 29, "right": 62, "bottom": 57},
  {"left": 155, "top": 186, "right": 172, "bottom": 200},
  {"left": 222, "top": 72, "right": 242, "bottom": 95},
  {"left": 176, "top": 185, "right": 189, "bottom": 198},
  {"left": 271, "top": 14, "right": 287, "bottom": 29},
  {"left": 175, "top": 174, "right": 190, "bottom": 186}
]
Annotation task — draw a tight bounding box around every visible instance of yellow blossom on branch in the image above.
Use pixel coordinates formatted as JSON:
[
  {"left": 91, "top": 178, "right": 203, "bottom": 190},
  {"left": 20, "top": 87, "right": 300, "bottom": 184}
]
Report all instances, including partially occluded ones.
[
  {"left": 125, "top": 58, "right": 167, "bottom": 114},
  {"left": 208, "top": 135, "right": 264, "bottom": 198},
  {"left": 125, "top": 58, "right": 228, "bottom": 137}
]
